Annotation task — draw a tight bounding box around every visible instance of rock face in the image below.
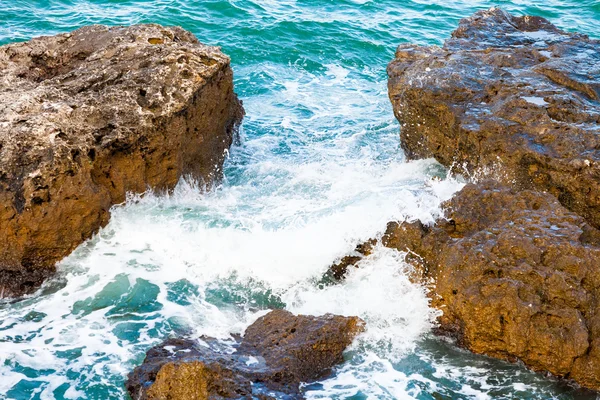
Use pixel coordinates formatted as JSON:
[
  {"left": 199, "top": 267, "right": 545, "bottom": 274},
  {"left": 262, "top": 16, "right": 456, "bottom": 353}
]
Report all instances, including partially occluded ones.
[
  {"left": 330, "top": 182, "right": 600, "bottom": 390},
  {"left": 387, "top": 7, "right": 600, "bottom": 227},
  {"left": 0, "top": 24, "right": 244, "bottom": 297},
  {"left": 385, "top": 182, "right": 600, "bottom": 390},
  {"left": 126, "top": 310, "right": 365, "bottom": 399}
]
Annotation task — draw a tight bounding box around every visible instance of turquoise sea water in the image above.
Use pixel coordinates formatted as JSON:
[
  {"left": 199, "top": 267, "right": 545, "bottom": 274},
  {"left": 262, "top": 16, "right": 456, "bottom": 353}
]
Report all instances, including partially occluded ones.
[{"left": 1, "top": 1, "right": 600, "bottom": 399}]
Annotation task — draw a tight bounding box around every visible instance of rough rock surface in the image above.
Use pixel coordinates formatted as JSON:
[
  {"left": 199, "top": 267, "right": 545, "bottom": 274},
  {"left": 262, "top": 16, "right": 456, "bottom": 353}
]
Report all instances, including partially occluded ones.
[
  {"left": 336, "top": 182, "right": 600, "bottom": 390},
  {"left": 0, "top": 24, "right": 244, "bottom": 297},
  {"left": 126, "top": 310, "right": 365, "bottom": 399},
  {"left": 327, "top": 238, "right": 377, "bottom": 281},
  {"left": 387, "top": 8, "right": 600, "bottom": 227}
]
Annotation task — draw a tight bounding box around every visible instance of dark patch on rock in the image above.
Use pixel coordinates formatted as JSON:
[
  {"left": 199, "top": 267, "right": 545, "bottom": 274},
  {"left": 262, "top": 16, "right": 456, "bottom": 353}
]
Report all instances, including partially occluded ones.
[
  {"left": 0, "top": 267, "right": 55, "bottom": 299},
  {"left": 387, "top": 7, "right": 600, "bottom": 228},
  {"left": 0, "top": 24, "right": 244, "bottom": 298},
  {"left": 126, "top": 310, "right": 365, "bottom": 400}
]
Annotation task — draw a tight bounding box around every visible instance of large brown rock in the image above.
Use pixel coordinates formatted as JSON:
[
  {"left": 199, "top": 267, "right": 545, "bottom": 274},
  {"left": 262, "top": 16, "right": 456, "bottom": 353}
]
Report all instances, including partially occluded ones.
[
  {"left": 387, "top": 7, "right": 600, "bottom": 227},
  {"left": 0, "top": 24, "right": 244, "bottom": 297},
  {"left": 382, "top": 181, "right": 600, "bottom": 390},
  {"left": 126, "top": 310, "right": 365, "bottom": 399},
  {"left": 326, "top": 180, "right": 600, "bottom": 389}
]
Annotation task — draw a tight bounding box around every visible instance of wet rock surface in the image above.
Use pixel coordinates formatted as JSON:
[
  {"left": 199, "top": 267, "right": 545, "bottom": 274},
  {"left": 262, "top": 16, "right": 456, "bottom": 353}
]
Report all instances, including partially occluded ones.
[
  {"left": 387, "top": 7, "right": 600, "bottom": 227},
  {"left": 126, "top": 309, "right": 365, "bottom": 399},
  {"left": 327, "top": 238, "right": 377, "bottom": 281},
  {"left": 389, "top": 181, "right": 600, "bottom": 390},
  {"left": 0, "top": 24, "right": 244, "bottom": 297},
  {"left": 334, "top": 181, "right": 600, "bottom": 390}
]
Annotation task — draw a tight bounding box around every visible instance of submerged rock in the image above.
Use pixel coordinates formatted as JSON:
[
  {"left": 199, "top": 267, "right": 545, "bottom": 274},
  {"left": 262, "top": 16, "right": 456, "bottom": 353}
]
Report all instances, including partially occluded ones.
[
  {"left": 0, "top": 24, "right": 244, "bottom": 297},
  {"left": 387, "top": 7, "right": 600, "bottom": 227},
  {"left": 126, "top": 310, "right": 365, "bottom": 399}
]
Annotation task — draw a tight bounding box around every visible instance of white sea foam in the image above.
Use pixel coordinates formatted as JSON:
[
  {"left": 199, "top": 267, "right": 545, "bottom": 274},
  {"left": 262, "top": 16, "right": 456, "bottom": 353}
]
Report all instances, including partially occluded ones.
[
  {"left": 4, "top": 1, "right": 593, "bottom": 397},
  {"left": 0, "top": 53, "right": 464, "bottom": 398},
  {"left": 523, "top": 96, "right": 548, "bottom": 106},
  {"left": 0, "top": 165, "right": 457, "bottom": 397}
]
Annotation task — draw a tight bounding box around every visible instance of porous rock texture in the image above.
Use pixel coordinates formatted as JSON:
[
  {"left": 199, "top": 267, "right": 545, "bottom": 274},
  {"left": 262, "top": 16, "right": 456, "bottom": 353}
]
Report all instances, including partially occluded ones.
[
  {"left": 330, "top": 182, "right": 600, "bottom": 390},
  {"left": 126, "top": 309, "right": 365, "bottom": 399},
  {"left": 385, "top": 181, "right": 600, "bottom": 390},
  {"left": 387, "top": 7, "right": 600, "bottom": 227},
  {"left": 0, "top": 24, "right": 244, "bottom": 297}
]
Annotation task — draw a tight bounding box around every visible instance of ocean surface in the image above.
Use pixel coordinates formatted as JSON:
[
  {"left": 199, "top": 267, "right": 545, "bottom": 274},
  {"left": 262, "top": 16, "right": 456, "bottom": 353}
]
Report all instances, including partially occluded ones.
[{"left": 1, "top": 1, "right": 600, "bottom": 399}]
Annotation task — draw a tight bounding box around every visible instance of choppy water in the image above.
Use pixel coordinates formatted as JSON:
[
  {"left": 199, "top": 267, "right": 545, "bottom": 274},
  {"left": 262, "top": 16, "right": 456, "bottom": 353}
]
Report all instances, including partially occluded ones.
[{"left": 1, "top": 1, "right": 600, "bottom": 399}]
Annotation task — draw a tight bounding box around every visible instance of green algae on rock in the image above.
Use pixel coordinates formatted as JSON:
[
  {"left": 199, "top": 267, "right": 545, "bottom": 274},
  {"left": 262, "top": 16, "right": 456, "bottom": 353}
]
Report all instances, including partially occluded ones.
[{"left": 0, "top": 24, "right": 244, "bottom": 298}]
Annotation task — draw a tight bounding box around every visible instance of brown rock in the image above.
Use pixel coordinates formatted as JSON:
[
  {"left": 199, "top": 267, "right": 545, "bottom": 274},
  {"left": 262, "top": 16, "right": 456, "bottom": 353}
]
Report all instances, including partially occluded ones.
[
  {"left": 327, "top": 238, "right": 377, "bottom": 280},
  {"left": 0, "top": 24, "right": 244, "bottom": 297},
  {"left": 385, "top": 181, "right": 600, "bottom": 391},
  {"left": 387, "top": 7, "right": 600, "bottom": 227},
  {"left": 126, "top": 310, "right": 365, "bottom": 399},
  {"left": 321, "top": 223, "right": 429, "bottom": 285},
  {"left": 241, "top": 309, "right": 365, "bottom": 387},
  {"left": 126, "top": 338, "right": 254, "bottom": 400},
  {"left": 147, "top": 361, "right": 248, "bottom": 400}
]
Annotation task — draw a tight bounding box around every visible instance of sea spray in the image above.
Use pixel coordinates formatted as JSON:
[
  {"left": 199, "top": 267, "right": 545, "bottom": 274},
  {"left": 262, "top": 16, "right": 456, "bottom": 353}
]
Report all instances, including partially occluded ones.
[{"left": 1, "top": 0, "right": 599, "bottom": 398}]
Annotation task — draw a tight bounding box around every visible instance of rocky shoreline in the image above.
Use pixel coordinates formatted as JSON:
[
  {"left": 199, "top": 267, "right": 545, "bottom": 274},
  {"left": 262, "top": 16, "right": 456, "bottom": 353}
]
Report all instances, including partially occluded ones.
[
  {"left": 1, "top": 6, "right": 599, "bottom": 399},
  {"left": 0, "top": 24, "right": 244, "bottom": 298},
  {"left": 330, "top": 7, "right": 600, "bottom": 392}
]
